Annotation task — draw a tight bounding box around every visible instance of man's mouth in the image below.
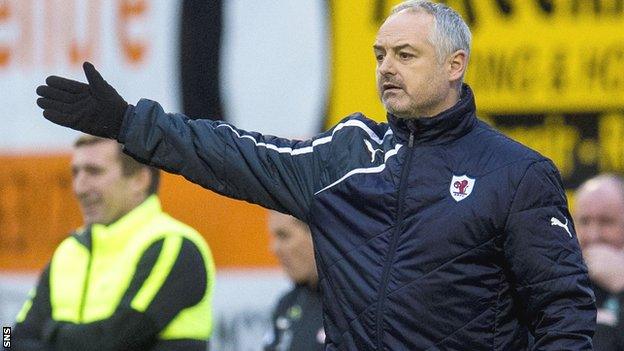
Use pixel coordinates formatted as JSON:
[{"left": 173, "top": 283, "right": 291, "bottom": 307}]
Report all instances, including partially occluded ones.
[
  {"left": 81, "top": 203, "right": 98, "bottom": 213},
  {"left": 79, "top": 198, "right": 100, "bottom": 212},
  {"left": 382, "top": 83, "right": 402, "bottom": 92}
]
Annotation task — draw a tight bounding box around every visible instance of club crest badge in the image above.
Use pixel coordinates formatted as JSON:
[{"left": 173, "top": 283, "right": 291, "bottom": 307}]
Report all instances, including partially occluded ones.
[{"left": 450, "top": 175, "right": 475, "bottom": 202}]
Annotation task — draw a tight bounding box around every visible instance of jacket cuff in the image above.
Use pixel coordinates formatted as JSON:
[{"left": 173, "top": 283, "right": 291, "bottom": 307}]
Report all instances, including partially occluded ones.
[{"left": 117, "top": 104, "right": 136, "bottom": 144}]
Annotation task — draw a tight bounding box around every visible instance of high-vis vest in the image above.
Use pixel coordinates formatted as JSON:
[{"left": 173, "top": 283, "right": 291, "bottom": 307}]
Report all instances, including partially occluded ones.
[{"left": 47, "top": 195, "right": 215, "bottom": 340}]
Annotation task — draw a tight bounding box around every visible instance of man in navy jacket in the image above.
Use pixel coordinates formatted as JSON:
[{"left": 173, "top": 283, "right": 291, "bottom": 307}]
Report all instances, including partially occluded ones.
[{"left": 36, "top": 1, "right": 596, "bottom": 349}]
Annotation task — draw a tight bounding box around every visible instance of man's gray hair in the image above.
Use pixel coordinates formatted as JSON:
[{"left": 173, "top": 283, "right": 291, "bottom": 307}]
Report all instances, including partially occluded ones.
[{"left": 392, "top": 0, "right": 472, "bottom": 63}]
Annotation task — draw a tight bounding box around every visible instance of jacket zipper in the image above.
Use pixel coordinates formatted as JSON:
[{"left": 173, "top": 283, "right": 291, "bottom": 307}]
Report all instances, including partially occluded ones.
[
  {"left": 375, "top": 132, "right": 414, "bottom": 349},
  {"left": 78, "top": 237, "right": 93, "bottom": 323}
]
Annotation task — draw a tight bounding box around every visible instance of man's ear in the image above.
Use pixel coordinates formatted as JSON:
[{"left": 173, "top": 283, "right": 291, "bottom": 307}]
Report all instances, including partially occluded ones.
[
  {"left": 447, "top": 49, "right": 468, "bottom": 82},
  {"left": 132, "top": 168, "right": 152, "bottom": 196}
]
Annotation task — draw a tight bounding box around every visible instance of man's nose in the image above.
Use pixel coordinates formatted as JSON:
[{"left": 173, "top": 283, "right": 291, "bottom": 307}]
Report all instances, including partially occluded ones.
[
  {"left": 270, "top": 239, "right": 280, "bottom": 255},
  {"left": 378, "top": 56, "right": 396, "bottom": 75},
  {"left": 579, "top": 223, "right": 600, "bottom": 247},
  {"left": 72, "top": 171, "right": 89, "bottom": 195}
]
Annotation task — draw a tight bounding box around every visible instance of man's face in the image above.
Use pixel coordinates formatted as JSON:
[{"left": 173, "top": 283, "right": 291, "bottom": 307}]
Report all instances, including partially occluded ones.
[
  {"left": 574, "top": 180, "right": 624, "bottom": 250},
  {"left": 374, "top": 10, "right": 453, "bottom": 118},
  {"left": 71, "top": 141, "right": 139, "bottom": 226},
  {"left": 268, "top": 212, "right": 318, "bottom": 286}
]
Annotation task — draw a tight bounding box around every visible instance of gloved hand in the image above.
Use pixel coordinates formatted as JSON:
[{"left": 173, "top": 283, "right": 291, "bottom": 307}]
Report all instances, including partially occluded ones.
[{"left": 36, "top": 62, "right": 128, "bottom": 140}]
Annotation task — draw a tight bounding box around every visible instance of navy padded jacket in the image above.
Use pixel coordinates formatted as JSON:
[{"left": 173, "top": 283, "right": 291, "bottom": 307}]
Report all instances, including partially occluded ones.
[{"left": 118, "top": 85, "right": 595, "bottom": 350}]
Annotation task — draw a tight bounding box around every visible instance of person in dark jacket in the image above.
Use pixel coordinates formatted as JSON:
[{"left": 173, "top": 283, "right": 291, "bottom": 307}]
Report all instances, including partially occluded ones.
[
  {"left": 574, "top": 174, "right": 624, "bottom": 351},
  {"left": 36, "top": 0, "right": 596, "bottom": 349},
  {"left": 263, "top": 211, "right": 324, "bottom": 351}
]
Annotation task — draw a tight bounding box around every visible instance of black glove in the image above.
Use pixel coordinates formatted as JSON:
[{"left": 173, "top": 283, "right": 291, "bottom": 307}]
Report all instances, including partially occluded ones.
[{"left": 36, "top": 62, "right": 128, "bottom": 140}]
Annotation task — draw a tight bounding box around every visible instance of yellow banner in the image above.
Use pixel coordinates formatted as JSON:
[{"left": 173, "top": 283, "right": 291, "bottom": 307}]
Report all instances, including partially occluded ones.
[
  {"left": 463, "top": 0, "right": 624, "bottom": 113},
  {"left": 327, "top": 0, "right": 624, "bottom": 126}
]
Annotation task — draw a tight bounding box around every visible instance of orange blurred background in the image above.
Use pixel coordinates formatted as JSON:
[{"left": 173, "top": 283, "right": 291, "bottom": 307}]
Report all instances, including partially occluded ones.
[{"left": 0, "top": 154, "right": 277, "bottom": 271}]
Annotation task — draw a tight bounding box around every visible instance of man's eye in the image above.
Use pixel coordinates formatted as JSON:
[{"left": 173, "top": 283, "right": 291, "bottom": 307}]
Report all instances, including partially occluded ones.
[
  {"left": 399, "top": 52, "right": 412, "bottom": 59},
  {"left": 85, "top": 167, "right": 104, "bottom": 176},
  {"left": 375, "top": 54, "right": 384, "bottom": 62}
]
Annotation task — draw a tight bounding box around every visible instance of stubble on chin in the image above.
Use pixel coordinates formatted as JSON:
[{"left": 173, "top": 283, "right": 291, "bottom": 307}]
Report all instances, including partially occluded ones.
[{"left": 383, "top": 97, "right": 415, "bottom": 118}]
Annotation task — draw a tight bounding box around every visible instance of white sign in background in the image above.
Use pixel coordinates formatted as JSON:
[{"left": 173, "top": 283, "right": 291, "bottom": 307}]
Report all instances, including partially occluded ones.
[
  {"left": 0, "top": 0, "right": 182, "bottom": 152},
  {"left": 220, "top": 0, "right": 328, "bottom": 139},
  {"left": 0, "top": 0, "right": 329, "bottom": 152}
]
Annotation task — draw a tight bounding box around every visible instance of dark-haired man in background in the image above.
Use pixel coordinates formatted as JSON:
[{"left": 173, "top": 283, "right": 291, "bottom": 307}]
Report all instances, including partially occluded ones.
[{"left": 12, "top": 136, "right": 216, "bottom": 351}]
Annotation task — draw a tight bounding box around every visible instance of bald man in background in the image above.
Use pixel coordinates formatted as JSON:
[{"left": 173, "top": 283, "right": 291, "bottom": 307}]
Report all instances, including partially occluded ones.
[{"left": 574, "top": 174, "right": 624, "bottom": 351}]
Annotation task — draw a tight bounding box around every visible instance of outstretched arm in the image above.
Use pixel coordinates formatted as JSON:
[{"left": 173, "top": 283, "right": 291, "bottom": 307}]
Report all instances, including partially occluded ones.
[
  {"left": 118, "top": 100, "right": 332, "bottom": 220},
  {"left": 37, "top": 62, "right": 332, "bottom": 220}
]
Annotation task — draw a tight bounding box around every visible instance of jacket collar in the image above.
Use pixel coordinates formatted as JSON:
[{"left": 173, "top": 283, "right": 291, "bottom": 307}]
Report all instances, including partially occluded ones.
[
  {"left": 387, "top": 84, "right": 477, "bottom": 145},
  {"left": 90, "top": 194, "right": 162, "bottom": 245}
]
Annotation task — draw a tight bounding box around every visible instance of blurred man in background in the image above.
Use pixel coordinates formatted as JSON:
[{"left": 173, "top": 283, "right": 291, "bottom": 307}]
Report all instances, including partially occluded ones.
[
  {"left": 11, "top": 136, "right": 216, "bottom": 351},
  {"left": 263, "top": 211, "right": 324, "bottom": 351},
  {"left": 574, "top": 174, "right": 624, "bottom": 351}
]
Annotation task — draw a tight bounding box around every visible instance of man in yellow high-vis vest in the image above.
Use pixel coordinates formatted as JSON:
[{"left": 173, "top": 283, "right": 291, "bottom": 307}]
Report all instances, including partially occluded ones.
[{"left": 12, "top": 135, "right": 216, "bottom": 351}]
